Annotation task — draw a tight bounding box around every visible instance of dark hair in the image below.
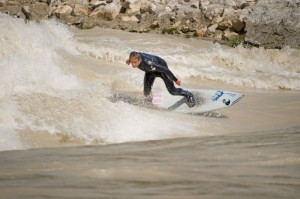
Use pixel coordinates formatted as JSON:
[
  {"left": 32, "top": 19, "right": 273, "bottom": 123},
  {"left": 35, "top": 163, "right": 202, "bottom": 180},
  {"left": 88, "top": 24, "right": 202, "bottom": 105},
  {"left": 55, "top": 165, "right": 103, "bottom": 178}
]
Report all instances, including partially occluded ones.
[{"left": 129, "top": 51, "right": 141, "bottom": 60}]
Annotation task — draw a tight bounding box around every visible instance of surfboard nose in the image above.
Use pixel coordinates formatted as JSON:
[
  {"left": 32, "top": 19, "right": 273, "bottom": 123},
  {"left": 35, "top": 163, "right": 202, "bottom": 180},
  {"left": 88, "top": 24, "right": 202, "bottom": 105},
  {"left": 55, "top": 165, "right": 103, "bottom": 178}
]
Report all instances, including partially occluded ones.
[{"left": 232, "top": 94, "right": 244, "bottom": 106}]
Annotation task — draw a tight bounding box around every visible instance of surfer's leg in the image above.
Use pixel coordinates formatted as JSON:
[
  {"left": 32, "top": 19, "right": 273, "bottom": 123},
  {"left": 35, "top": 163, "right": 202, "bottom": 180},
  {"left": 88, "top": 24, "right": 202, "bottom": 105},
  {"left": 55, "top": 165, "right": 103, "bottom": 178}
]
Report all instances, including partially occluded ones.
[
  {"left": 160, "top": 74, "right": 196, "bottom": 107},
  {"left": 144, "top": 72, "right": 156, "bottom": 100},
  {"left": 160, "top": 73, "right": 186, "bottom": 95}
]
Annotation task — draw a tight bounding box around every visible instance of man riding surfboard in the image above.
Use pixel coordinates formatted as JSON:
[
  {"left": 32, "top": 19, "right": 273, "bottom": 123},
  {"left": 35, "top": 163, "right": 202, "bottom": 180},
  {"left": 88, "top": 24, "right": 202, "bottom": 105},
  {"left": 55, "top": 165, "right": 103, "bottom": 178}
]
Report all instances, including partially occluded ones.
[{"left": 126, "top": 51, "right": 196, "bottom": 107}]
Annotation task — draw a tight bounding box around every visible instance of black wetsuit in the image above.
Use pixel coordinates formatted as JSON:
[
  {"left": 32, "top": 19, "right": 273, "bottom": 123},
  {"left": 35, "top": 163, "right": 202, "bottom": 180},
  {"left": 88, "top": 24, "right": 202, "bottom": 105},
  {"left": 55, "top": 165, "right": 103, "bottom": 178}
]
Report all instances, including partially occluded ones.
[{"left": 137, "top": 52, "right": 192, "bottom": 98}]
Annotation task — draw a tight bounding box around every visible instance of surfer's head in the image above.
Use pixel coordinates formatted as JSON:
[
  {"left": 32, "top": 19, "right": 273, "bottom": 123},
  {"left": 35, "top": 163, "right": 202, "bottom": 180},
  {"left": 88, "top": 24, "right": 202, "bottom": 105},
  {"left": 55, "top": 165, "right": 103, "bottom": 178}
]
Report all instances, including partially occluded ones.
[{"left": 128, "top": 51, "right": 141, "bottom": 68}]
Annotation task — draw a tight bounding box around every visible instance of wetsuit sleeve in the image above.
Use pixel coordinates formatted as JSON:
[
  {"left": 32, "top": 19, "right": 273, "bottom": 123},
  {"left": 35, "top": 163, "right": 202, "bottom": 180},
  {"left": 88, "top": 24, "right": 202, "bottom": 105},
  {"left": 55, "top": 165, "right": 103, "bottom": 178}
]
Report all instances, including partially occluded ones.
[{"left": 145, "top": 61, "right": 178, "bottom": 82}]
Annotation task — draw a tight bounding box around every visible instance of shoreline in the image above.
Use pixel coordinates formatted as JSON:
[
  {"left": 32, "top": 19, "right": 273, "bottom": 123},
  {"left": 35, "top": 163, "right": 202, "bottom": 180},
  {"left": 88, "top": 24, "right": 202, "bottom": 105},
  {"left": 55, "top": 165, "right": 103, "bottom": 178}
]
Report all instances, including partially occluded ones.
[{"left": 1, "top": 0, "right": 299, "bottom": 49}]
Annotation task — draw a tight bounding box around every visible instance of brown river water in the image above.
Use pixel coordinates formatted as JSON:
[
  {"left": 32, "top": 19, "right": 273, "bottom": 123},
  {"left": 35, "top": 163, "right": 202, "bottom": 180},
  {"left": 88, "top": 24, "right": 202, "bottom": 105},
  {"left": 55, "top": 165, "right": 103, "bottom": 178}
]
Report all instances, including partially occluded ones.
[{"left": 0, "top": 14, "right": 300, "bottom": 198}]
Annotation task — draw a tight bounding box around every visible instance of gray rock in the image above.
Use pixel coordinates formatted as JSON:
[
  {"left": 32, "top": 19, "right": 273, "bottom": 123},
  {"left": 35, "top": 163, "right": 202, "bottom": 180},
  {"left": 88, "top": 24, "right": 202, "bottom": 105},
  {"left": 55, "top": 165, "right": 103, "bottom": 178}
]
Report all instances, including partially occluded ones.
[
  {"left": 223, "top": 30, "right": 239, "bottom": 40},
  {"left": 89, "top": 0, "right": 107, "bottom": 10},
  {"left": 0, "top": 0, "right": 7, "bottom": 7},
  {"left": 217, "top": 19, "right": 231, "bottom": 31},
  {"left": 203, "top": 4, "right": 224, "bottom": 21},
  {"left": 232, "top": 17, "right": 245, "bottom": 32},
  {"left": 54, "top": 5, "right": 73, "bottom": 17},
  {"left": 245, "top": 0, "right": 300, "bottom": 49},
  {"left": 21, "top": 6, "right": 31, "bottom": 20},
  {"left": 73, "top": 4, "right": 89, "bottom": 16},
  {"left": 90, "top": 2, "right": 120, "bottom": 20},
  {"left": 2, "top": 0, "right": 299, "bottom": 49}
]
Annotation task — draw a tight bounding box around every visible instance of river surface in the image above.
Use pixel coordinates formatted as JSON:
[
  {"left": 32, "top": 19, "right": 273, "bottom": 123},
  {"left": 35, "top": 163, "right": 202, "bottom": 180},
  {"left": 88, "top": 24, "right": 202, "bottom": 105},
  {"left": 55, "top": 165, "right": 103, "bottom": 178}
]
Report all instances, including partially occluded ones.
[{"left": 0, "top": 14, "right": 300, "bottom": 198}]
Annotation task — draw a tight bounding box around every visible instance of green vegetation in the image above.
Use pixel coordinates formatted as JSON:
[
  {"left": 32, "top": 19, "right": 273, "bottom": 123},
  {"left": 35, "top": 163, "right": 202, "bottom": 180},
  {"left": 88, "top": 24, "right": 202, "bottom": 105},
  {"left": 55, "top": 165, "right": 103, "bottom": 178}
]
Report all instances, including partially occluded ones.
[
  {"left": 162, "top": 27, "right": 177, "bottom": 34},
  {"left": 77, "top": 21, "right": 95, "bottom": 30},
  {"left": 228, "top": 35, "right": 245, "bottom": 47}
]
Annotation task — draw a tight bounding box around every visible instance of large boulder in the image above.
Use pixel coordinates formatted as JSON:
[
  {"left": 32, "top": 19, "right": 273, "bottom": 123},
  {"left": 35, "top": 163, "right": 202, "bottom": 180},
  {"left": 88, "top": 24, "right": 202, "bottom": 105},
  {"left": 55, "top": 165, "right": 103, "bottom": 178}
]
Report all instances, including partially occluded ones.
[
  {"left": 54, "top": 4, "right": 73, "bottom": 19},
  {"left": 90, "top": 2, "right": 120, "bottom": 20},
  {"left": 73, "top": 4, "right": 89, "bottom": 16},
  {"left": 245, "top": 0, "right": 300, "bottom": 49},
  {"left": 120, "top": 0, "right": 142, "bottom": 14}
]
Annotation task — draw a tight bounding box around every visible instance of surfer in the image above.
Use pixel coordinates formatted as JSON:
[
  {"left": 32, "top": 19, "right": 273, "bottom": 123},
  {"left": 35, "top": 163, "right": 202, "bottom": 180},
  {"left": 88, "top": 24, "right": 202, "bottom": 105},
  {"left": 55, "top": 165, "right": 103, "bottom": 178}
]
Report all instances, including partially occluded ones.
[{"left": 126, "top": 51, "right": 196, "bottom": 107}]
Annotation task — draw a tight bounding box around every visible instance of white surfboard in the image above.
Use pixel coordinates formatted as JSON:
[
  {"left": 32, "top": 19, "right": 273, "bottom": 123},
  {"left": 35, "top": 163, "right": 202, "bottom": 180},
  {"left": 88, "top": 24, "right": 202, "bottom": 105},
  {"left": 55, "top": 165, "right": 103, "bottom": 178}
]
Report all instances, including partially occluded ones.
[
  {"left": 110, "top": 89, "right": 243, "bottom": 114},
  {"left": 152, "top": 89, "right": 244, "bottom": 113}
]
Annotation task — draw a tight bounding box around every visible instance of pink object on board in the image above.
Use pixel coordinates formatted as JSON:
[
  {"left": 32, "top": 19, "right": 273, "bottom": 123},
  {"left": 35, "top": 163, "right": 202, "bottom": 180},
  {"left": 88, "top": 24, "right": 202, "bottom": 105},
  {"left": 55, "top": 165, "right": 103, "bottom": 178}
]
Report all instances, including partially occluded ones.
[{"left": 152, "top": 92, "right": 163, "bottom": 105}]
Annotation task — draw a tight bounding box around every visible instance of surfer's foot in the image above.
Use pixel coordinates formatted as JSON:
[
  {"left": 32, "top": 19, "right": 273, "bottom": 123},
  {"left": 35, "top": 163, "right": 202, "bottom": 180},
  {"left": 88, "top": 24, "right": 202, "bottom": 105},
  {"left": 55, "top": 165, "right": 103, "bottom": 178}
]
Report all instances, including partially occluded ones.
[
  {"left": 186, "top": 94, "right": 196, "bottom": 108},
  {"left": 144, "top": 95, "right": 153, "bottom": 103}
]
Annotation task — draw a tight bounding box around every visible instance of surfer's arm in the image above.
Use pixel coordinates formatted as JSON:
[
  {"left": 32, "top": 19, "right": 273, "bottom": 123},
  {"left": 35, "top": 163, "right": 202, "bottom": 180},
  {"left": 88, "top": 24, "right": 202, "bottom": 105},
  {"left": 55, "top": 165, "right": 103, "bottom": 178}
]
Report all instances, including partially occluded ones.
[{"left": 145, "top": 61, "right": 178, "bottom": 82}]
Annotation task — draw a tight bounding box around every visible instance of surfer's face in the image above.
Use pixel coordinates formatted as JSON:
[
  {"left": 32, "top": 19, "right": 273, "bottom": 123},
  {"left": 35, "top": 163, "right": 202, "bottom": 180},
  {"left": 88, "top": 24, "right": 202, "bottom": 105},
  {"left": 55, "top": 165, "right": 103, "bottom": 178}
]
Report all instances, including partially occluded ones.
[{"left": 130, "top": 58, "right": 141, "bottom": 68}]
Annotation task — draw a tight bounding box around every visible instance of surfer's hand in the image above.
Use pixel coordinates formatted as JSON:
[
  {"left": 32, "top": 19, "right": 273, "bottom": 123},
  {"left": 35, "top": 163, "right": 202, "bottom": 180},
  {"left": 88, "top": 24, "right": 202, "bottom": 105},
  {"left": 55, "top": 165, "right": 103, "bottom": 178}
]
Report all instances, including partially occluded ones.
[
  {"left": 126, "top": 59, "right": 130, "bottom": 65},
  {"left": 175, "top": 79, "right": 181, "bottom": 86}
]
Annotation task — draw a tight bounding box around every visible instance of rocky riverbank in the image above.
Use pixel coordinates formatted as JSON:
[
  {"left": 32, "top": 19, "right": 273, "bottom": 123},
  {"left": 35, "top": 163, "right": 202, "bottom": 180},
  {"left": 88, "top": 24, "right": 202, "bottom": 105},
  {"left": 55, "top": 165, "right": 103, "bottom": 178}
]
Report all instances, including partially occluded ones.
[{"left": 1, "top": 0, "right": 299, "bottom": 49}]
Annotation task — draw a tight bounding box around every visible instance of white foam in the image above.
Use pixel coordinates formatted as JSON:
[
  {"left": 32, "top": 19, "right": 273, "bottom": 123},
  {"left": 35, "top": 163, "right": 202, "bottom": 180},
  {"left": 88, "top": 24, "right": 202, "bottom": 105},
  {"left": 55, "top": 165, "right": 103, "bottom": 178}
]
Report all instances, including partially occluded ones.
[
  {"left": 12, "top": 88, "right": 200, "bottom": 145},
  {"left": 3, "top": 14, "right": 299, "bottom": 151},
  {"left": 0, "top": 14, "right": 84, "bottom": 150},
  {"left": 0, "top": 14, "right": 83, "bottom": 96},
  {"left": 0, "top": 128, "right": 26, "bottom": 151},
  {"left": 165, "top": 44, "right": 300, "bottom": 90},
  {"left": 0, "top": 99, "right": 27, "bottom": 151},
  {"left": 74, "top": 29, "right": 300, "bottom": 90},
  {"left": 92, "top": 103, "right": 198, "bottom": 143}
]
